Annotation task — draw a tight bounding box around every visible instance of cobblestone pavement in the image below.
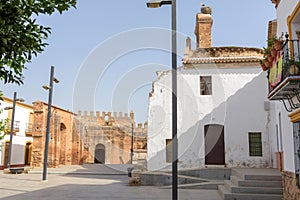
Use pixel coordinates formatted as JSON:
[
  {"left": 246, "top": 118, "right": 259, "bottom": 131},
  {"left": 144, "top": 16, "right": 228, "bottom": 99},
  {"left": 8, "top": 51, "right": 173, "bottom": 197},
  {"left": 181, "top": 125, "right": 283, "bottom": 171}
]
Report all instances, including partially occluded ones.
[{"left": 0, "top": 165, "right": 222, "bottom": 200}]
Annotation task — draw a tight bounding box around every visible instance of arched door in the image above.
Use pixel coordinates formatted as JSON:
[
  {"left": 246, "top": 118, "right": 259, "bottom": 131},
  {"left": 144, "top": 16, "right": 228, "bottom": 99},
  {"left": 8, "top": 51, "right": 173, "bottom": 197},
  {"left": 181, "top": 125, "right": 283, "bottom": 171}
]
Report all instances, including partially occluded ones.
[
  {"left": 204, "top": 124, "right": 225, "bottom": 165},
  {"left": 24, "top": 142, "right": 32, "bottom": 166},
  {"left": 3, "top": 141, "right": 9, "bottom": 167},
  {"left": 94, "top": 144, "right": 105, "bottom": 164}
]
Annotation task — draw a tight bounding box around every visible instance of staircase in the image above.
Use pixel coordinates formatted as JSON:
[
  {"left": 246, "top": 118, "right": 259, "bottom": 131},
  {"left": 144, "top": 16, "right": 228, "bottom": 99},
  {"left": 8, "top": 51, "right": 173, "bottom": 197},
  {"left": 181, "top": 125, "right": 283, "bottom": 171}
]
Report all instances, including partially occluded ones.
[{"left": 218, "top": 168, "right": 283, "bottom": 200}]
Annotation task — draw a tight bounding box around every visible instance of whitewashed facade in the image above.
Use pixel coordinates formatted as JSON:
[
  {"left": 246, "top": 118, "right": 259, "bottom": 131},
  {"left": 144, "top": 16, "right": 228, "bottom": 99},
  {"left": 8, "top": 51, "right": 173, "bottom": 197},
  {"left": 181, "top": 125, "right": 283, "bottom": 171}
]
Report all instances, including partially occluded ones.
[
  {"left": 0, "top": 96, "right": 33, "bottom": 169},
  {"left": 147, "top": 5, "right": 290, "bottom": 171},
  {"left": 268, "top": 1, "right": 300, "bottom": 199}
]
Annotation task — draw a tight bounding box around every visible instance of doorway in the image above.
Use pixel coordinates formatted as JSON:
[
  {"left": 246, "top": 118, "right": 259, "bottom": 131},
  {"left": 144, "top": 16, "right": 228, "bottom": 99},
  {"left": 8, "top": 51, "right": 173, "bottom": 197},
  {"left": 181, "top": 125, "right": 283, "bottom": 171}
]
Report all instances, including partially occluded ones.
[
  {"left": 94, "top": 144, "right": 105, "bottom": 164},
  {"left": 24, "top": 142, "right": 32, "bottom": 166},
  {"left": 204, "top": 124, "right": 225, "bottom": 165}
]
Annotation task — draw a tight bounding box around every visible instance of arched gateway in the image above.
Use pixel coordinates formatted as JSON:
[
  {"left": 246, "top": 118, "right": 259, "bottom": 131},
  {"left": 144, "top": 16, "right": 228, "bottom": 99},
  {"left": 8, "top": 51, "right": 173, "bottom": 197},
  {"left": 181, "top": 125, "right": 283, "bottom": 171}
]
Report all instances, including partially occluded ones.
[{"left": 94, "top": 144, "right": 105, "bottom": 164}]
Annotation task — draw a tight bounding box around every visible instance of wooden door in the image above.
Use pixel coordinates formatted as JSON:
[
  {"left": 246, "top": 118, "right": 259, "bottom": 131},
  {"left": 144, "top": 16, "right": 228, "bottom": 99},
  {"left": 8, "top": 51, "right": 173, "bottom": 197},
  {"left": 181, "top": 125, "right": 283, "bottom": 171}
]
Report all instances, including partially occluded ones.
[{"left": 204, "top": 124, "right": 225, "bottom": 165}]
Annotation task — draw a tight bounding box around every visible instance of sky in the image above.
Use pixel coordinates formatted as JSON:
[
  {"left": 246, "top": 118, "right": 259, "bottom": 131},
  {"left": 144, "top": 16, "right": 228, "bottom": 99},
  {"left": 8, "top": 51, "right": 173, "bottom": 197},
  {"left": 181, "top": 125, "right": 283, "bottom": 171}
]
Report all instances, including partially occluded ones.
[{"left": 0, "top": 0, "right": 276, "bottom": 123}]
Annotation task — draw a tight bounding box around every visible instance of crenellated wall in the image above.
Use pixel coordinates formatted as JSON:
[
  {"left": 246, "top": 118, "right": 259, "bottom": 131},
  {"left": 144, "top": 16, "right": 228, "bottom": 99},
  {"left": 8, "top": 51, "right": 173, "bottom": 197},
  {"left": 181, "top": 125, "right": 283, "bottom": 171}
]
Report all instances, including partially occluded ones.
[{"left": 76, "top": 110, "right": 147, "bottom": 165}]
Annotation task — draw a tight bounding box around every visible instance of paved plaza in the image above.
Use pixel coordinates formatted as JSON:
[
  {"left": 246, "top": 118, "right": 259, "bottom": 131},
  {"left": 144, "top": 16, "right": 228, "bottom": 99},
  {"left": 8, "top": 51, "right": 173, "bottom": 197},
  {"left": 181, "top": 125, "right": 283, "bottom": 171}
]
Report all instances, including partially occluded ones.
[{"left": 0, "top": 165, "right": 222, "bottom": 200}]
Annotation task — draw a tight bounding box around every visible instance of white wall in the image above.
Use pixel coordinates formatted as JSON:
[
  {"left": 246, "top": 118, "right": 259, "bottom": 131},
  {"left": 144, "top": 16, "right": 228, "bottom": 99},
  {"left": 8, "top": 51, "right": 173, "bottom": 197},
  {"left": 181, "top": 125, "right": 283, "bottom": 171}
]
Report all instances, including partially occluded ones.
[
  {"left": 0, "top": 100, "right": 33, "bottom": 166},
  {"left": 147, "top": 65, "right": 277, "bottom": 171},
  {"left": 277, "top": 0, "right": 299, "bottom": 39}
]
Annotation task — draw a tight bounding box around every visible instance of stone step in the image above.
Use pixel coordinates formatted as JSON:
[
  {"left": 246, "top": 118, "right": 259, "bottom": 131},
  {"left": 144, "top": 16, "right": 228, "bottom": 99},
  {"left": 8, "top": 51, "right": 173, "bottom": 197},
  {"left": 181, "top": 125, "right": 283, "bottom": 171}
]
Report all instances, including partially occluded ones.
[
  {"left": 230, "top": 176, "right": 282, "bottom": 188},
  {"left": 140, "top": 172, "right": 209, "bottom": 186},
  {"left": 224, "top": 180, "right": 283, "bottom": 194},
  {"left": 218, "top": 185, "right": 283, "bottom": 200},
  {"left": 232, "top": 168, "right": 282, "bottom": 181},
  {"left": 160, "top": 181, "right": 224, "bottom": 190}
]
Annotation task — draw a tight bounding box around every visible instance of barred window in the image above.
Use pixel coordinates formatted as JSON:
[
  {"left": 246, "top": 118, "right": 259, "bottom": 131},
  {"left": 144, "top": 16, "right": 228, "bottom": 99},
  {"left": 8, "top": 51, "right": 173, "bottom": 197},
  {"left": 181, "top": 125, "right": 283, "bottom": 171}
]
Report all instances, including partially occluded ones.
[
  {"left": 248, "top": 132, "right": 262, "bottom": 156},
  {"left": 200, "top": 76, "right": 212, "bottom": 95}
]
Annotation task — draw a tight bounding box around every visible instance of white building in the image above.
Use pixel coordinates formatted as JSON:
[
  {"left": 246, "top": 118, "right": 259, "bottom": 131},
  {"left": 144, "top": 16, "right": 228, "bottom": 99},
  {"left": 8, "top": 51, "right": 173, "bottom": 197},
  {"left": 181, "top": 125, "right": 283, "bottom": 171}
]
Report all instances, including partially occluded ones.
[
  {"left": 0, "top": 96, "right": 33, "bottom": 169},
  {"left": 267, "top": 1, "right": 300, "bottom": 199},
  {"left": 147, "top": 5, "right": 289, "bottom": 171}
]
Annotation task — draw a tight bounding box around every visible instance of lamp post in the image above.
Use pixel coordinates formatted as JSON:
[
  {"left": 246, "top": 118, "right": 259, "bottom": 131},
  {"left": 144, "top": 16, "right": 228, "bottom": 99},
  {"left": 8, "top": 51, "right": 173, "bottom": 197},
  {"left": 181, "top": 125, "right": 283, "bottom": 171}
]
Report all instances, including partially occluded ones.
[
  {"left": 146, "top": 1, "right": 178, "bottom": 199},
  {"left": 5, "top": 92, "right": 24, "bottom": 168},
  {"left": 42, "top": 66, "right": 59, "bottom": 181},
  {"left": 130, "top": 123, "right": 134, "bottom": 164}
]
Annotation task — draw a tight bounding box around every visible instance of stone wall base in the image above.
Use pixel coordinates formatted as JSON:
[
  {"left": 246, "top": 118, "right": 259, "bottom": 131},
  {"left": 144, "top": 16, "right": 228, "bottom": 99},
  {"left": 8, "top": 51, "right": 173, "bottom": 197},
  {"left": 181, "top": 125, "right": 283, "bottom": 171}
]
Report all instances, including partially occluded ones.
[{"left": 282, "top": 170, "right": 300, "bottom": 200}]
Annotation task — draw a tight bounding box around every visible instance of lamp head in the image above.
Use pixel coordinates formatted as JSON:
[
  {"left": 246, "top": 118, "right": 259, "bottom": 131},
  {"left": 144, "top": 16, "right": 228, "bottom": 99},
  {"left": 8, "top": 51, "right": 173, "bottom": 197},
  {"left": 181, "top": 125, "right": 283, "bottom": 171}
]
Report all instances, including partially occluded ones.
[
  {"left": 16, "top": 98, "right": 24, "bottom": 102},
  {"left": 53, "top": 77, "right": 59, "bottom": 83},
  {"left": 42, "top": 85, "right": 51, "bottom": 90},
  {"left": 146, "top": 0, "right": 172, "bottom": 8}
]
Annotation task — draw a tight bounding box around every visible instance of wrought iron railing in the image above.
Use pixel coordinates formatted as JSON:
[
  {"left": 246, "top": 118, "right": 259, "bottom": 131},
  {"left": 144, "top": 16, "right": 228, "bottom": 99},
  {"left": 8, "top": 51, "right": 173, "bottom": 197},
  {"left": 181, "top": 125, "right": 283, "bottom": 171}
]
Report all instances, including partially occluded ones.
[
  {"left": 25, "top": 123, "right": 33, "bottom": 132},
  {"left": 268, "top": 37, "right": 300, "bottom": 93},
  {"left": 281, "top": 38, "right": 300, "bottom": 79}
]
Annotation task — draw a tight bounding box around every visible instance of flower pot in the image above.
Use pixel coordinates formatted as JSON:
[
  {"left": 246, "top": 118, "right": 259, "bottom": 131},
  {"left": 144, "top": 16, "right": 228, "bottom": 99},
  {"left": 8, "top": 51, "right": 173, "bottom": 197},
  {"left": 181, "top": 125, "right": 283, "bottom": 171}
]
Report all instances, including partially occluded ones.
[
  {"left": 267, "top": 54, "right": 274, "bottom": 63},
  {"left": 271, "top": 48, "right": 277, "bottom": 58},
  {"left": 289, "top": 65, "right": 300, "bottom": 75},
  {"left": 275, "top": 40, "right": 283, "bottom": 51},
  {"left": 261, "top": 64, "right": 268, "bottom": 71},
  {"left": 264, "top": 60, "right": 271, "bottom": 68}
]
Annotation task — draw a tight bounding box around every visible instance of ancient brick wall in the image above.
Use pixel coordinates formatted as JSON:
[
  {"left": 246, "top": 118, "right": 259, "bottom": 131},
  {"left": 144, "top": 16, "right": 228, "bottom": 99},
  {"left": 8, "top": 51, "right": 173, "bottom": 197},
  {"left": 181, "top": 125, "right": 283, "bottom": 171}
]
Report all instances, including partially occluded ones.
[
  {"left": 31, "top": 102, "right": 147, "bottom": 168},
  {"left": 282, "top": 170, "right": 300, "bottom": 200},
  {"left": 76, "top": 111, "right": 147, "bottom": 165},
  {"left": 31, "top": 101, "right": 90, "bottom": 168}
]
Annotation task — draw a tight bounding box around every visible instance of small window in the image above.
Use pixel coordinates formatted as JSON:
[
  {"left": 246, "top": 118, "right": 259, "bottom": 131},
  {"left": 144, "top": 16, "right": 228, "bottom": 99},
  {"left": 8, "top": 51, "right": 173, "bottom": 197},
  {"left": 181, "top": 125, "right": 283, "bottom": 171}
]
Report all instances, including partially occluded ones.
[
  {"left": 248, "top": 132, "right": 262, "bottom": 156},
  {"left": 200, "top": 76, "right": 212, "bottom": 95},
  {"left": 166, "top": 139, "right": 172, "bottom": 163}
]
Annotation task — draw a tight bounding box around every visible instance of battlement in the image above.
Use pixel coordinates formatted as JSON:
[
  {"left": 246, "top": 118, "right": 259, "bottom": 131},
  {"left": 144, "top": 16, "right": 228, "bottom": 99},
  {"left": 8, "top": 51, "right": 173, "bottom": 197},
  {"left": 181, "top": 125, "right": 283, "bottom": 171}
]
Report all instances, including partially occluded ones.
[{"left": 77, "top": 110, "right": 133, "bottom": 119}]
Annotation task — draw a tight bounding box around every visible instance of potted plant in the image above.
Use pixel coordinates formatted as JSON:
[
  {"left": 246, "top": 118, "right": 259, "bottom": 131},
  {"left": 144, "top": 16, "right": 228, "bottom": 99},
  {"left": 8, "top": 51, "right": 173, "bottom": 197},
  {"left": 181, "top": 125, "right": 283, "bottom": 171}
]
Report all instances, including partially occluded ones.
[
  {"left": 259, "top": 60, "right": 268, "bottom": 71},
  {"left": 296, "top": 30, "right": 300, "bottom": 41},
  {"left": 287, "top": 59, "right": 300, "bottom": 75}
]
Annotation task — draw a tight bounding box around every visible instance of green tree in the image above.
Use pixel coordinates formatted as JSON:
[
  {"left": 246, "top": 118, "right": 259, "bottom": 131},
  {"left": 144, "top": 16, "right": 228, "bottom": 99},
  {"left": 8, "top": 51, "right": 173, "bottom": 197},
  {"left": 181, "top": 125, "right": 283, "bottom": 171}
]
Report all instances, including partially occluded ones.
[
  {"left": 0, "top": 91, "right": 8, "bottom": 140},
  {"left": 0, "top": 0, "right": 76, "bottom": 84}
]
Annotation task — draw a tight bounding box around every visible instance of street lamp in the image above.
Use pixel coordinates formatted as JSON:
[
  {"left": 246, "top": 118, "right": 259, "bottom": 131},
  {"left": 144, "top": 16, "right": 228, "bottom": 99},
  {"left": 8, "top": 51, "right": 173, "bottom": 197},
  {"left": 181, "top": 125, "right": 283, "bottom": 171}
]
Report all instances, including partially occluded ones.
[
  {"left": 5, "top": 92, "right": 24, "bottom": 169},
  {"left": 146, "top": 0, "right": 178, "bottom": 199},
  {"left": 130, "top": 123, "right": 134, "bottom": 164},
  {"left": 42, "top": 66, "right": 59, "bottom": 181}
]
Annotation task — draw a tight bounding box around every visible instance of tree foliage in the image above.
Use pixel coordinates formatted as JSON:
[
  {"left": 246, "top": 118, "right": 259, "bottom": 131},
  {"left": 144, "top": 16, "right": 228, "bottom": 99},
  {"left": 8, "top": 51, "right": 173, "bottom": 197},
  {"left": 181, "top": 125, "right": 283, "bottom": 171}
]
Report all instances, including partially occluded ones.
[
  {"left": 0, "top": 0, "right": 76, "bottom": 84},
  {"left": 0, "top": 91, "right": 8, "bottom": 140}
]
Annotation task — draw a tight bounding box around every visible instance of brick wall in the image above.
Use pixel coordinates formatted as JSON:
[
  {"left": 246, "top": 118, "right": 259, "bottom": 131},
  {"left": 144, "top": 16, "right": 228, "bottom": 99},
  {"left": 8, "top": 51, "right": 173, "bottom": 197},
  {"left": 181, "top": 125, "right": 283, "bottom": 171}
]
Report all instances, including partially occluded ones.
[
  {"left": 31, "top": 101, "right": 147, "bottom": 168},
  {"left": 282, "top": 170, "right": 300, "bottom": 200}
]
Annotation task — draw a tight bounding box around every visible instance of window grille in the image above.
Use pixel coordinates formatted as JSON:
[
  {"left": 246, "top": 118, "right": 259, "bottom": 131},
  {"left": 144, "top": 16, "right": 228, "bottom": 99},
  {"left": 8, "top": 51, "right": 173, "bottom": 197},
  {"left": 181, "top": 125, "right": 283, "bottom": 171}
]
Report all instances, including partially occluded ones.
[{"left": 248, "top": 132, "right": 263, "bottom": 156}]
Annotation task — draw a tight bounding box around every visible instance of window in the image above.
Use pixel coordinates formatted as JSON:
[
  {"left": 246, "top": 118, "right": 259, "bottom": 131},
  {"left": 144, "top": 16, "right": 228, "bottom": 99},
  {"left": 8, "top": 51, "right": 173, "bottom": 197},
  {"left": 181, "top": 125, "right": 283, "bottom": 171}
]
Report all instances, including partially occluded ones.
[
  {"left": 200, "top": 76, "right": 212, "bottom": 95},
  {"left": 248, "top": 132, "right": 262, "bottom": 156},
  {"left": 166, "top": 139, "right": 172, "bottom": 163}
]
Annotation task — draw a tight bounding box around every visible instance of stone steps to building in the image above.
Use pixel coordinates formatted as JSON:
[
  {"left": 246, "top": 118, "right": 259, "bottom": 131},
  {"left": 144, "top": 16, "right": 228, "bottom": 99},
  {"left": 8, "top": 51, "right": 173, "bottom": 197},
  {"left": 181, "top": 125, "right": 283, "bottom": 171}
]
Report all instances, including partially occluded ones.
[
  {"left": 230, "top": 175, "right": 282, "bottom": 188},
  {"left": 224, "top": 180, "right": 282, "bottom": 194},
  {"left": 232, "top": 168, "right": 282, "bottom": 181},
  {"left": 140, "top": 172, "right": 212, "bottom": 186},
  {"left": 218, "top": 185, "right": 283, "bottom": 200},
  {"left": 160, "top": 180, "right": 224, "bottom": 190},
  {"left": 218, "top": 168, "right": 283, "bottom": 200}
]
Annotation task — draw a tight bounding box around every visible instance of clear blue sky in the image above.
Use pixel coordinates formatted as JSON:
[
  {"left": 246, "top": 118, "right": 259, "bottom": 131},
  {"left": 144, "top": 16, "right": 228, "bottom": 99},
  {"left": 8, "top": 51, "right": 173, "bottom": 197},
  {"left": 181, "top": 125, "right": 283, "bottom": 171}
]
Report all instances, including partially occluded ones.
[{"left": 0, "top": 0, "right": 276, "bottom": 123}]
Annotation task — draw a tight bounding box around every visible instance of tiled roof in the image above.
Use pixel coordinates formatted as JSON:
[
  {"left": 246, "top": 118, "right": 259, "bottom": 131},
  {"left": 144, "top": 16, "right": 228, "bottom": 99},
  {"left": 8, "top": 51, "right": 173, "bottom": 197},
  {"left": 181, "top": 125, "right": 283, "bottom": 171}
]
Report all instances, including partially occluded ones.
[{"left": 183, "top": 46, "right": 264, "bottom": 64}]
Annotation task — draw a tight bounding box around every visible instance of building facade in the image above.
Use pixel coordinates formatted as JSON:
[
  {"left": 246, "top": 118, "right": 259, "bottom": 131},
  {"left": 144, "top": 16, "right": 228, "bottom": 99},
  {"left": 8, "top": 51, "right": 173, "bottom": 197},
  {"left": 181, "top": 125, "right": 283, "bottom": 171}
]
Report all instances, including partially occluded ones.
[
  {"left": 32, "top": 101, "right": 147, "bottom": 168},
  {"left": 0, "top": 96, "right": 34, "bottom": 169},
  {"left": 267, "top": 1, "right": 300, "bottom": 199},
  {"left": 147, "top": 5, "right": 283, "bottom": 171}
]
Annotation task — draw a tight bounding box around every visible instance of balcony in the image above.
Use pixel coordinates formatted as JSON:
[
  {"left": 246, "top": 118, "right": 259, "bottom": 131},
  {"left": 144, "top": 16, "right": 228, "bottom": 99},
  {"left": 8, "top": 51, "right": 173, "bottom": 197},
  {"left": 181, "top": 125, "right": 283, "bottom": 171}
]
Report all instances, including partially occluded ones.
[
  {"left": 268, "top": 38, "right": 300, "bottom": 111},
  {"left": 6, "top": 121, "right": 20, "bottom": 133},
  {"left": 25, "top": 123, "right": 33, "bottom": 136}
]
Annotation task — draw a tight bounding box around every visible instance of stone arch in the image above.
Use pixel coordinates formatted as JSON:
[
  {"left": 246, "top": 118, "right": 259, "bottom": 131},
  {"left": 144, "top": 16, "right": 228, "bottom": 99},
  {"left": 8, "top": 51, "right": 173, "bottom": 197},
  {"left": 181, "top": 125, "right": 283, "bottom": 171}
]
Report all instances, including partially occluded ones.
[
  {"left": 24, "top": 141, "right": 32, "bottom": 166},
  {"left": 94, "top": 144, "right": 105, "bottom": 164}
]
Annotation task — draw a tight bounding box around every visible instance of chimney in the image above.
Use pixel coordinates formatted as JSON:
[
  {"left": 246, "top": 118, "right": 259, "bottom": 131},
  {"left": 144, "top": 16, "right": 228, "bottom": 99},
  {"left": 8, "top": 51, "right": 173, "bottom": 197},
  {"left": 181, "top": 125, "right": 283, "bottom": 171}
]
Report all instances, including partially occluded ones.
[{"left": 194, "top": 4, "right": 213, "bottom": 48}]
